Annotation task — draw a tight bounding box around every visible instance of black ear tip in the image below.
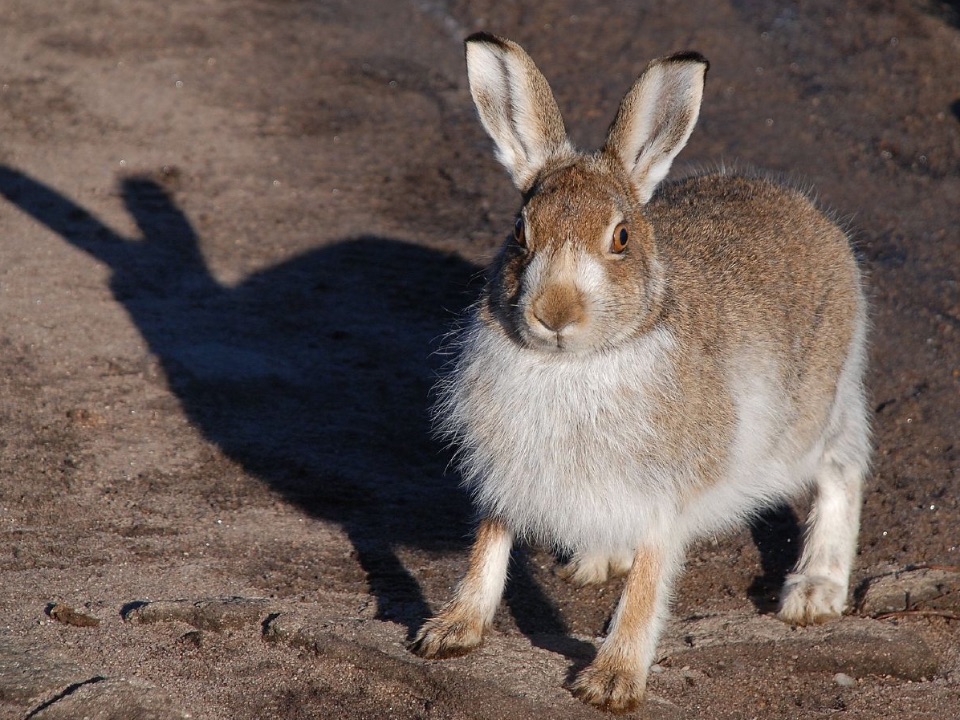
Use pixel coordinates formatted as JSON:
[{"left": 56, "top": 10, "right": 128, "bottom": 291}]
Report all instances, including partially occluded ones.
[
  {"left": 665, "top": 50, "right": 710, "bottom": 73},
  {"left": 465, "top": 31, "right": 509, "bottom": 49}
]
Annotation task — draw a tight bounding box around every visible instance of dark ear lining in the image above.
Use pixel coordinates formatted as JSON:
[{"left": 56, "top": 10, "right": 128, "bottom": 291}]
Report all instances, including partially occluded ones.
[
  {"left": 662, "top": 51, "right": 710, "bottom": 70},
  {"left": 465, "top": 31, "right": 510, "bottom": 49}
]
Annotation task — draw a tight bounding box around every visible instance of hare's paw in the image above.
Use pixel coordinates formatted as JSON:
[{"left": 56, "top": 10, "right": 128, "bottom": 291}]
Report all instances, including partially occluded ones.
[
  {"left": 778, "top": 573, "right": 847, "bottom": 625},
  {"left": 557, "top": 554, "right": 610, "bottom": 585},
  {"left": 557, "top": 552, "right": 632, "bottom": 587},
  {"left": 570, "top": 662, "right": 645, "bottom": 714},
  {"left": 409, "top": 610, "right": 484, "bottom": 659}
]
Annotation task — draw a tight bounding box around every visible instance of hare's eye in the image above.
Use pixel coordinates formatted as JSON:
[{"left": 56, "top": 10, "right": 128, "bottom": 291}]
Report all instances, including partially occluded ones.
[
  {"left": 611, "top": 223, "right": 629, "bottom": 254},
  {"left": 514, "top": 217, "right": 526, "bottom": 247}
]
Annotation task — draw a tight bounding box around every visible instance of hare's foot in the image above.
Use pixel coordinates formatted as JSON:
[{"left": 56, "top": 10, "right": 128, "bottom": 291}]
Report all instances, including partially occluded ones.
[
  {"left": 778, "top": 573, "right": 846, "bottom": 625},
  {"left": 557, "top": 551, "right": 633, "bottom": 586},
  {"left": 780, "top": 444, "right": 864, "bottom": 626},
  {"left": 570, "top": 661, "right": 646, "bottom": 714},
  {"left": 410, "top": 606, "right": 485, "bottom": 659}
]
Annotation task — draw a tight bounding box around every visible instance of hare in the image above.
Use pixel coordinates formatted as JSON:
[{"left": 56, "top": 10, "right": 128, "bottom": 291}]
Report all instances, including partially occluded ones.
[{"left": 411, "top": 33, "right": 869, "bottom": 713}]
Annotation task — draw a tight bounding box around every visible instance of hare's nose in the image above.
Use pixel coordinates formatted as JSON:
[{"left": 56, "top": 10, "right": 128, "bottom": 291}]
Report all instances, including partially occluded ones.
[{"left": 530, "top": 288, "right": 586, "bottom": 333}]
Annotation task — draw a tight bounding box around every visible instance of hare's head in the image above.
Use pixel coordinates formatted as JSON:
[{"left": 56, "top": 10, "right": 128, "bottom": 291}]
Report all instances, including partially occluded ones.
[{"left": 466, "top": 33, "right": 707, "bottom": 353}]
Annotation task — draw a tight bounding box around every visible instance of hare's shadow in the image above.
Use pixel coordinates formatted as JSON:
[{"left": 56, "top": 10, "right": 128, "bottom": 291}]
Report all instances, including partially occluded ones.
[
  {"left": 0, "top": 166, "right": 560, "bottom": 637},
  {"left": 748, "top": 505, "right": 802, "bottom": 612},
  {"left": 0, "top": 167, "right": 577, "bottom": 643}
]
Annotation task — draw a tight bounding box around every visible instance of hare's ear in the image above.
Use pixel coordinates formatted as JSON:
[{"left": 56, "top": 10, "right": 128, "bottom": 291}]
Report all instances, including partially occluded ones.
[
  {"left": 465, "top": 33, "right": 571, "bottom": 192},
  {"left": 604, "top": 52, "right": 708, "bottom": 204}
]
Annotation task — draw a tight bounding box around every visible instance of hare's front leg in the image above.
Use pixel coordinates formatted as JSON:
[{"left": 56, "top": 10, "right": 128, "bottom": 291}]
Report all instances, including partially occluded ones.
[
  {"left": 571, "top": 546, "right": 675, "bottom": 714},
  {"left": 410, "top": 517, "right": 513, "bottom": 658}
]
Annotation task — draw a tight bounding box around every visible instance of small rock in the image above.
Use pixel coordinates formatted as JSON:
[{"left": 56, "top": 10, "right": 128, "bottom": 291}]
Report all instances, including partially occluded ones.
[
  {"left": 123, "top": 597, "right": 273, "bottom": 631},
  {"left": 857, "top": 567, "right": 960, "bottom": 616},
  {"left": 47, "top": 603, "right": 100, "bottom": 628},
  {"left": 662, "top": 615, "right": 940, "bottom": 682},
  {"left": 834, "top": 672, "right": 856, "bottom": 687}
]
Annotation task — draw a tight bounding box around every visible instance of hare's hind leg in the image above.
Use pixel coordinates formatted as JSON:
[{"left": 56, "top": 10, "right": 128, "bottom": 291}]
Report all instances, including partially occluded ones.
[
  {"left": 779, "top": 403, "right": 869, "bottom": 625},
  {"left": 410, "top": 518, "right": 513, "bottom": 658}
]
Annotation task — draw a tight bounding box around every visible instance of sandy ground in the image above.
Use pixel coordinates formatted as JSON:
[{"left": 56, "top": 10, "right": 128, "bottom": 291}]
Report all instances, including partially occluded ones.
[{"left": 1, "top": 1, "right": 958, "bottom": 718}]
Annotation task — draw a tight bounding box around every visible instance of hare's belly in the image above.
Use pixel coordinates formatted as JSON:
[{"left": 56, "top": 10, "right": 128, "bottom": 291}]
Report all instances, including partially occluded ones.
[{"left": 469, "top": 441, "right": 677, "bottom": 554}]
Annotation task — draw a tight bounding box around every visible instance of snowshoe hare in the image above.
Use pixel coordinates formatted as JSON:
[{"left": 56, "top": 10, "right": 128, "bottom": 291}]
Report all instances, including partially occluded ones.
[{"left": 411, "top": 33, "right": 869, "bottom": 713}]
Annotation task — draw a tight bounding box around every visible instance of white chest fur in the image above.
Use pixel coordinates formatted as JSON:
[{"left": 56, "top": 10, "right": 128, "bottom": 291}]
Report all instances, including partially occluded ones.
[{"left": 435, "top": 319, "right": 681, "bottom": 554}]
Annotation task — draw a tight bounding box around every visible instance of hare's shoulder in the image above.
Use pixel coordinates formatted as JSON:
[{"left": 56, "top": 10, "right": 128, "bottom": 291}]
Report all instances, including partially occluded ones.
[
  {"left": 646, "top": 172, "right": 860, "bottom": 356},
  {"left": 647, "top": 172, "right": 852, "bottom": 280}
]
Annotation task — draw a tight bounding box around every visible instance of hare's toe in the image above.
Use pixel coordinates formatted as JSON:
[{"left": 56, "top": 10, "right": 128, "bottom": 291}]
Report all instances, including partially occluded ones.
[
  {"left": 777, "top": 573, "right": 847, "bottom": 625},
  {"left": 570, "top": 663, "right": 645, "bottom": 714},
  {"left": 409, "top": 612, "right": 484, "bottom": 659},
  {"left": 557, "top": 552, "right": 632, "bottom": 586}
]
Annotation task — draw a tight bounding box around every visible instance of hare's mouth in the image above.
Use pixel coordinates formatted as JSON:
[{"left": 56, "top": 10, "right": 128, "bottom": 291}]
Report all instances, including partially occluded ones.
[
  {"left": 531, "top": 334, "right": 567, "bottom": 353},
  {"left": 518, "top": 321, "right": 594, "bottom": 355}
]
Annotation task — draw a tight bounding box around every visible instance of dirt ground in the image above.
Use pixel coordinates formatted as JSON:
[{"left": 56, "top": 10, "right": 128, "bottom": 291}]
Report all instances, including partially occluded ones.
[{"left": 1, "top": 1, "right": 958, "bottom": 718}]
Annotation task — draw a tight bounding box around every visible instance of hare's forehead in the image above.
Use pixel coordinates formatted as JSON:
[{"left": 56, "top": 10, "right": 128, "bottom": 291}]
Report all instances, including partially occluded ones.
[{"left": 525, "top": 165, "right": 631, "bottom": 233}]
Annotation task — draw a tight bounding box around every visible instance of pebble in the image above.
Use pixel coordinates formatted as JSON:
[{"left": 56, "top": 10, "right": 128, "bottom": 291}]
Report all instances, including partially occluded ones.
[
  {"left": 857, "top": 567, "right": 960, "bottom": 616},
  {"left": 834, "top": 672, "right": 857, "bottom": 688}
]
